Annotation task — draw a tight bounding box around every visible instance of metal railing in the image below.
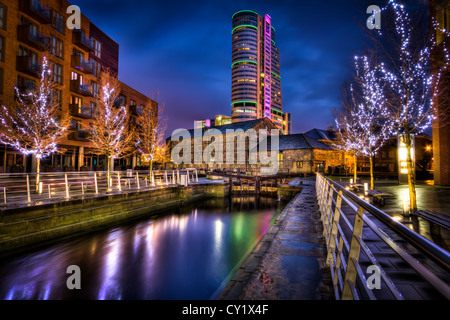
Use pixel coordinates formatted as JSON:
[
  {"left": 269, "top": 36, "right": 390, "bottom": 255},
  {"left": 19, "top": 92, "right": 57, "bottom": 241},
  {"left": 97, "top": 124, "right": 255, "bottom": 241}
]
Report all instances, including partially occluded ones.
[
  {"left": 316, "top": 173, "right": 450, "bottom": 300},
  {"left": 0, "top": 169, "right": 199, "bottom": 207}
]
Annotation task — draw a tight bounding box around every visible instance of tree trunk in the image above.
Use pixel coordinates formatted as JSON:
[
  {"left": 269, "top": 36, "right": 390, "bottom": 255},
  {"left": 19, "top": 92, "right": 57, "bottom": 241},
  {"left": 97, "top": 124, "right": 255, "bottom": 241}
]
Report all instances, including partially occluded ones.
[
  {"left": 35, "top": 157, "right": 40, "bottom": 192},
  {"left": 107, "top": 156, "right": 111, "bottom": 188},
  {"left": 149, "top": 158, "right": 154, "bottom": 185},
  {"left": 405, "top": 134, "right": 417, "bottom": 212},
  {"left": 354, "top": 153, "right": 357, "bottom": 181},
  {"left": 370, "top": 156, "right": 374, "bottom": 190}
]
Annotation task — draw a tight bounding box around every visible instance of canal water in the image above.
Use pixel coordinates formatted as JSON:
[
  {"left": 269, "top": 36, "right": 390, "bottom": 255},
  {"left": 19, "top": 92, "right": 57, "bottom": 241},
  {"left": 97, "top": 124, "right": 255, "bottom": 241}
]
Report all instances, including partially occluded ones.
[{"left": 0, "top": 196, "right": 286, "bottom": 300}]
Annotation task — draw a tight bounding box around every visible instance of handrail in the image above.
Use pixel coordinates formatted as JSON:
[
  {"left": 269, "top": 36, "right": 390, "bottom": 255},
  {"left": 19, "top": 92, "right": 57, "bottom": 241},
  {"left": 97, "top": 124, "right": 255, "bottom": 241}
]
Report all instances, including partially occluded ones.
[
  {"left": 0, "top": 169, "right": 200, "bottom": 207},
  {"left": 316, "top": 173, "right": 450, "bottom": 300}
]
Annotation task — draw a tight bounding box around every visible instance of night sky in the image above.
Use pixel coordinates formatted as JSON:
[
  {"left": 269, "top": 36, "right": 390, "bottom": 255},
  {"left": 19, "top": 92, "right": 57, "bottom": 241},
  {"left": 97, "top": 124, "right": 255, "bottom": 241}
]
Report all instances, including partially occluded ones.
[{"left": 73, "top": 0, "right": 379, "bottom": 135}]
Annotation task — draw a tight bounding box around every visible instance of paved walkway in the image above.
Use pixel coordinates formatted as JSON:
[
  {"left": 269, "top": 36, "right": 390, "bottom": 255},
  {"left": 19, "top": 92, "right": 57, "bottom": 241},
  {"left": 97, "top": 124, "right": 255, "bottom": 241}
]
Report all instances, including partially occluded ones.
[
  {"left": 330, "top": 176, "right": 450, "bottom": 251},
  {"left": 218, "top": 178, "right": 333, "bottom": 300}
]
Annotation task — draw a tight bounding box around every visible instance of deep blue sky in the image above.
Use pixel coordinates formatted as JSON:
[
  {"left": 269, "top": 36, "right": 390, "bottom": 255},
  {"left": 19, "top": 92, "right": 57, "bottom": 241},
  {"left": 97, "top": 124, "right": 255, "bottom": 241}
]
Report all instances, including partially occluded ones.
[{"left": 73, "top": 0, "right": 379, "bottom": 135}]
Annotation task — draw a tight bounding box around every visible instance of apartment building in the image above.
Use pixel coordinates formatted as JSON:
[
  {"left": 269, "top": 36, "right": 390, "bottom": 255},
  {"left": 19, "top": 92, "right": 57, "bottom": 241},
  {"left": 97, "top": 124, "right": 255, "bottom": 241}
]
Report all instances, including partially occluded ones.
[{"left": 0, "top": 0, "right": 157, "bottom": 173}]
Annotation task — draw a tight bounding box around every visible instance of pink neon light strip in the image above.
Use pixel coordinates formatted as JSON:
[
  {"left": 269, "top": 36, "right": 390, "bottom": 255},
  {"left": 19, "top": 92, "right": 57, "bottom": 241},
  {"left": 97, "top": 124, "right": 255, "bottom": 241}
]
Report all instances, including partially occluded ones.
[{"left": 264, "top": 15, "right": 272, "bottom": 119}]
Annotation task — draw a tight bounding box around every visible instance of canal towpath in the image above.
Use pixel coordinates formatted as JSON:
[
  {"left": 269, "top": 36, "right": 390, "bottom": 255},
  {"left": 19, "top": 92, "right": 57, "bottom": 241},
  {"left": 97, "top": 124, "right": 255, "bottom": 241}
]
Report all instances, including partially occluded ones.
[{"left": 218, "top": 177, "right": 333, "bottom": 300}]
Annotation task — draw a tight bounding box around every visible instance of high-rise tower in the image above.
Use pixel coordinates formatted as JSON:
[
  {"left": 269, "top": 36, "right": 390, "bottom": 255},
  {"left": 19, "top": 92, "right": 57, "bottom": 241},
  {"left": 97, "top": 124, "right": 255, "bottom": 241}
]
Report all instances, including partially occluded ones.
[{"left": 231, "top": 10, "right": 290, "bottom": 134}]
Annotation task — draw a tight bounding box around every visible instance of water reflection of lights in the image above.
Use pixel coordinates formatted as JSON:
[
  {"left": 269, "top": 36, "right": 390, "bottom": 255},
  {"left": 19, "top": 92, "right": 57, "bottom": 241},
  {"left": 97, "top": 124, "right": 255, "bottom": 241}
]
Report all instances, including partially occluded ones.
[
  {"left": 214, "top": 219, "right": 224, "bottom": 254},
  {"left": 98, "top": 230, "right": 123, "bottom": 300}
]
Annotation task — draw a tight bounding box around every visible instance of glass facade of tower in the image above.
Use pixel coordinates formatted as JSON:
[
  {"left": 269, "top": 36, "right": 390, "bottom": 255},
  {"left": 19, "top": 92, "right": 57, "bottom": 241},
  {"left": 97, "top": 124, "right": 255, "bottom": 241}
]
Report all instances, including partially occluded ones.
[{"left": 231, "top": 10, "right": 289, "bottom": 134}]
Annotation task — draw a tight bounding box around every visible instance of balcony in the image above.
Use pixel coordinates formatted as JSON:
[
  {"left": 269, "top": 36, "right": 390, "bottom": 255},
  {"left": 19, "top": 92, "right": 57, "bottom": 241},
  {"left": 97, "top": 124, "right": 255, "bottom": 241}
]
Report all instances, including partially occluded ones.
[
  {"left": 19, "top": 0, "right": 52, "bottom": 24},
  {"left": 69, "top": 104, "right": 94, "bottom": 119},
  {"left": 16, "top": 56, "right": 41, "bottom": 78},
  {"left": 70, "top": 78, "right": 93, "bottom": 97},
  {"left": 17, "top": 25, "right": 50, "bottom": 51},
  {"left": 71, "top": 55, "right": 94, "bottom": 74},
  {"left": 69, "top": 130, "right": 91, "bottom": 142},
  {"left": 72, "top": 30, "right": 95, "bottom": 52}
]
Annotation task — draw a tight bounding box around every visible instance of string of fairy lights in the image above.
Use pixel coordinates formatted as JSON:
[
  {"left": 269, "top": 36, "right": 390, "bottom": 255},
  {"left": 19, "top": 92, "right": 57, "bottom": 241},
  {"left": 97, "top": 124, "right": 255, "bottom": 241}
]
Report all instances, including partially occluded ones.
[{"left": 335, "top": 0, "right": 450, "bottom": 156}]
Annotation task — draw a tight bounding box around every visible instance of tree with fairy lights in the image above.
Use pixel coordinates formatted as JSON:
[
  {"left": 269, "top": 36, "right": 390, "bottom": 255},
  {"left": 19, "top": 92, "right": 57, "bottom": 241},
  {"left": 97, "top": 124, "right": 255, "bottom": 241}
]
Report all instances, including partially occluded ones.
[
  {"left": 0, "top": 56, "right": 70, "bottom": 190},
  {"left": 367, "top": 0, "right": 450, "bottom": 211},
  {"left": 352, "top": 55, "right": 391, "bottom": 190},
  {"left": 135, "top": 91, "right": 167, "bottom": 181},
  {"left": 332, "top": 84, "right": 366, "bottom": 183},
  {"left": 89, "top": 69, "right": 135, "bottom": 184}
]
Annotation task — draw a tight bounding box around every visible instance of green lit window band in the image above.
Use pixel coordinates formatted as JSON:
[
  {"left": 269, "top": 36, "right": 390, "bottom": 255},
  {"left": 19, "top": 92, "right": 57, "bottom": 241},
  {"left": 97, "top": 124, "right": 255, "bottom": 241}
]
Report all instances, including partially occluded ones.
[
  {"left": 232, "top": 25, "right": 258, "bottom": 34},
  {"left": 231, "top": 101, "right": 257, "bottom": 105},
  {"left": 271, "top": 72, "right": 281, "bottom": 79},
  {"left": 271, "top": 40, "right": 275, "bottom": 45},
  {"left": 232, "top": 10, "right": 259, "bottom": 19},
  {"left": 271, "top": 108, "right": 284, "bottom": 114},
  {"left": 231, "top": 60, "right": 258, "bottom": 68}
]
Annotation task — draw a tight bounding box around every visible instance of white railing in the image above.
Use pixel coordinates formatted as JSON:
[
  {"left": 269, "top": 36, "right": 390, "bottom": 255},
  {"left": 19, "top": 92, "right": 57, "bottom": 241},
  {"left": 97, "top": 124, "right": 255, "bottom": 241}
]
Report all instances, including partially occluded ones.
[
  {"left": 0, "top": 169, "right": 199, "bottom": 206},
  {"left": 316, "top": 173, "right": 450, "bottom": 300}
]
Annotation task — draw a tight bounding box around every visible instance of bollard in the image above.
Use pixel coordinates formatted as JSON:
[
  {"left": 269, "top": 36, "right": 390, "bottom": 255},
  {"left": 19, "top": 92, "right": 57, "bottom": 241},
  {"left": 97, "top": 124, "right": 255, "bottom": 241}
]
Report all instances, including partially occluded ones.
[
  {"left": 3, "top": 187, "right": 6, "bottom": 204},
  {"left": 48, "top": 185, "right": 51, "bottom": 199},
  {"left": 117, "top": 173, "right": 122, "bottom": 192},
  {"left": 165, "top": 171, "right": 168, "bottom": 185},
  {"left": 177, "top": 170, "right": 180, "bottom": 184},
  {"left": 195, "top": 169, "right": 198, "bottom": 182},
  {"left": 172, "top": 171, "right": 175, "bottom": 185},
  {"left": 81, "top": 182, "right": 85, "bottom": 195}
]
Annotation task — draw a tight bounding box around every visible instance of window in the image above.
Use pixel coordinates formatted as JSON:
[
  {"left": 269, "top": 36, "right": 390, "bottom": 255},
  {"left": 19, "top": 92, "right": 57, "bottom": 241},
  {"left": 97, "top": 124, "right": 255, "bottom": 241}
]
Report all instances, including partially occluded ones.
[
  {"left": 91, "top": 81, "right": 99, "bottom": 98},
  {"left": 51, "top": 89, "right": 62, "bottom": 109},
  {"left": 53, "top": 63, "right": 62, "bottom": 84},
  {"left": 71, "top": 71, "right": 82, "bottom": 82},
  {"left": 71, "top": 95, "right": 81, "bottom": 106},
  {"left": 0, "top": 4, "right": 6, "bottom": 30},
  {"left": 91, "top": 59, "right": 101, "bottom": 78},
  {"left": 296, "top": 161, "right": 303, "bottom": 168},
  {"left": 17, "top": 76, "right": 35, "bottom": 91},
  {"left": 0, "top": 36, "right": 4, "bottom": 62},
  {"left": 52, "top": 11, "right": 65, "bottom": 34},
  {"left": 130, "top": 99, "right": 136, "bottom": 106},
  {"left": 93, "top": 39, "right": 101, "bottom": 58},
  {"left": 70, "top": 119, "right": 81, "bottom": 130},
  {"left": 90, "top": 102, "right": 97, "bottom": 118},
  {"left": 50, "top": 35, "right": 63, "bottom": 59}
]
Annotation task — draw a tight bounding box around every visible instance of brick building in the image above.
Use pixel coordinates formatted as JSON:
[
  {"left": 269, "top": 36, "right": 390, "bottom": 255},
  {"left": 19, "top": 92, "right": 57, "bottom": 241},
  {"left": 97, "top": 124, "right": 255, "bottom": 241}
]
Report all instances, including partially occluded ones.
[
  {"left": 166, "top": 118, "right": 279, "bottom": 170},
  {"left": 0, "top": 0, "right": 157, "bottom": 173},
  {"left": 430, "top": 0, "right": 450, "bottom": 186}
]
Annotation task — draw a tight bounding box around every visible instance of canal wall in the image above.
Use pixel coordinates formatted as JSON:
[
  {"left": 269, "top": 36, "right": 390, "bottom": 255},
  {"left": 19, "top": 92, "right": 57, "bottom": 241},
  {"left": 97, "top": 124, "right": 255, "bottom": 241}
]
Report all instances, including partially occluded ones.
[{"left": 0, "top": 182, "right": 230, "bottom": 256}]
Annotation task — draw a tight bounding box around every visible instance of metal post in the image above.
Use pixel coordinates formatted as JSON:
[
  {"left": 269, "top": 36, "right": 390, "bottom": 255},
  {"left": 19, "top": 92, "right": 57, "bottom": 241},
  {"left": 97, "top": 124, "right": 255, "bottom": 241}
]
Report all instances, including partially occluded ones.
[
  {"left": 172, "top": 171, "right": 175, "bottom": 185},
  {"left": 48, "top": 185, "right": 51, "bottom": 199},
  {"left": 94, "top": 173, "right": 98, "bottom": 194},
  {"left": 3, "top": 187, "right": 6, "bottom": 204},
  {"left": 177, "top": 170, "right": 180, "bottom": 184},
  {"left": 196, "top": 169, "right": 198, "bottom": 182},
  {"left": 137, "top": 172, "right": 140, "bottom": 189},
  {"left": 81, "top": 182, "right": 85, "bottom": 195},
  {"left": 117, "top": 172, "right": 122, "bottom": 192},
  {"left": 165, "top": 171, "right": 168, "bottom": 185},
  {"left": 65, "top": 173, "right": 69, "bottom": 199},
  {"left": 26, "top": 175, "right": 31, "bottom": 203},
  {"left": 342, "top": 206, "right": 365, "bottom": 300}
]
